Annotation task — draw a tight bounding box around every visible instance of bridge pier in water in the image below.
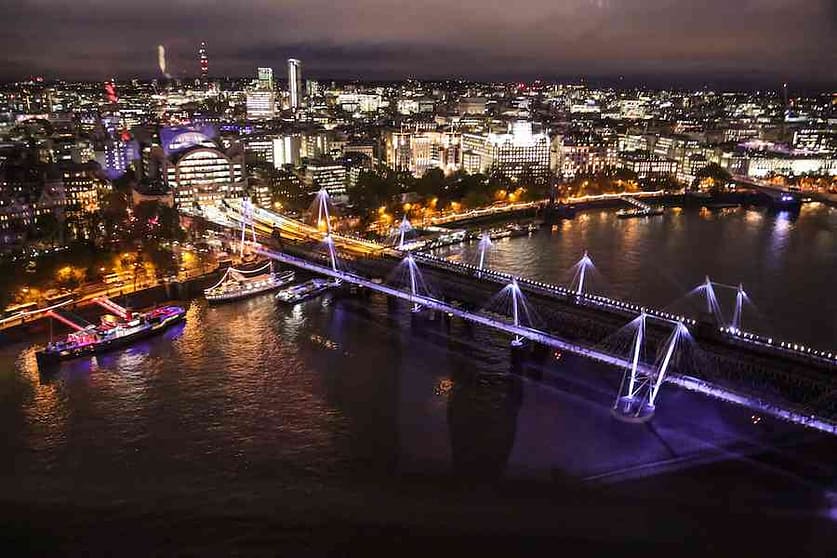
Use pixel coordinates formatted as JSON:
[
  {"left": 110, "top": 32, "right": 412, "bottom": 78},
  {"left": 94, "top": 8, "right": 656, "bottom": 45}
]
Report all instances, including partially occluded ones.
[
  {"left": 509, "top": 340, "right": 554, "bottom": 378},
  {"left": 612, "top": 319, "right": 688, "bottom": 423}
]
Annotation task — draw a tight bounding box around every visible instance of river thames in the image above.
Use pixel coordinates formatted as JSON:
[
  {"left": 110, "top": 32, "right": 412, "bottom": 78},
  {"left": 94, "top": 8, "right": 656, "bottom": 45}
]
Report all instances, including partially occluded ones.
[
  {"left": 0, "top": 204, "right": 835, "bottom": 553},
  {"left": 435, "top": 203, "right": 837, "bottom": 350}
]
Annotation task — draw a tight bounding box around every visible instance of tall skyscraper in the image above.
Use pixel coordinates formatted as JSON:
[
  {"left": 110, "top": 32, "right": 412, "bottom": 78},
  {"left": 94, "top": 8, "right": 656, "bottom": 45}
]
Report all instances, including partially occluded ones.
[
  {"left": 199, "top": 42, "right": 208, "bottom": 79},
  {"left": 287, "top": 58, "right": 302, "bottom": 109},
  {"left": 257, "top": 67, "right": 274, "bottom": 90}
]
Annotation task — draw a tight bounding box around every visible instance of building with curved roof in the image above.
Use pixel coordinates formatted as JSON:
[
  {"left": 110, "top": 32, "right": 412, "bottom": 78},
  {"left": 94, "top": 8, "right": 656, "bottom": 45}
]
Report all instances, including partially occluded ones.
[{"left": 163, "top": 146, "right": 244, "bottom": 209}]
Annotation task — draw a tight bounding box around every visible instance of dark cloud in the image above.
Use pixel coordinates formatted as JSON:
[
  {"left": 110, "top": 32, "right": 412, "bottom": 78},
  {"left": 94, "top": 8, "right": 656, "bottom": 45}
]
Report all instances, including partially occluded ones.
[{"left": 2, "top": 0, "right": 835, "bottom": 87}]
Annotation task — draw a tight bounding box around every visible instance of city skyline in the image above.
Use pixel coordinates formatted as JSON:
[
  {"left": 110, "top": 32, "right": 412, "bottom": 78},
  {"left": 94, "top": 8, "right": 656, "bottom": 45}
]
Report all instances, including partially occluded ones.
[
  {"left": 1, "top": 2, "right": 836, "bottom": 553},
  {"left": 1, "top": 0, "right": 835, "bottom": 90}
]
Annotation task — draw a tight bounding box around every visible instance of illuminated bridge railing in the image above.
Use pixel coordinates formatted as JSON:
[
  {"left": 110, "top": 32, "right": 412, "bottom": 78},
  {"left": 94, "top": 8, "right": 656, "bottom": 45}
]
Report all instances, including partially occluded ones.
[
  {"left": 256, "top": 246, "right": 837, "bottom": 436},
  {"left": 412, "top": 253, "right": 837, "bottom": 367},
  {"left": 413, "top": 253, "right": 694, "bottom": 326},
  {"left": 209, "top": 200, "right": 837, "bottom": 367}
]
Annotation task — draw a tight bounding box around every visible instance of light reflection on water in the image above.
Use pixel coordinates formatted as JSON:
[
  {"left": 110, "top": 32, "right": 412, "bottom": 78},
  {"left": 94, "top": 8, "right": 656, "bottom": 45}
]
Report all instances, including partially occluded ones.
[
  {"left": 436, "top": 205, "right": 837, "bottom": 349},
  {"left": 0, "top": 205, "right": 834, "bottom": 527}
]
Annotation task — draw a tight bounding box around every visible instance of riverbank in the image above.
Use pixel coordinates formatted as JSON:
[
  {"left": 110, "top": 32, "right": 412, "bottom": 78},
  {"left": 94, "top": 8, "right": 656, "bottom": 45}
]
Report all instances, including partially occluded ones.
[
  {"left": 429, "top": 191, "right": 769, "bottom": 231},
  {"left": 0, "top": 269, "right": 223, "bottom": 344}
]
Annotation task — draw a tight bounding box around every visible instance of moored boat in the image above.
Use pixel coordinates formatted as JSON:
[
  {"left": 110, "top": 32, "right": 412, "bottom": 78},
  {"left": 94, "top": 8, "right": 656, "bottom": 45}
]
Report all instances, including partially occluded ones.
[
  {"left": 275, "top": 278, "right": 340, "bottom": 304},
  {"left": 616, "top": 208, "right": 664, "bottom": 219},
  {"left": 35, "top": 303, "right": 186, "bottom": 369},
  {"left": 204, "top": 262, "right": 295, "bottom": 303}
]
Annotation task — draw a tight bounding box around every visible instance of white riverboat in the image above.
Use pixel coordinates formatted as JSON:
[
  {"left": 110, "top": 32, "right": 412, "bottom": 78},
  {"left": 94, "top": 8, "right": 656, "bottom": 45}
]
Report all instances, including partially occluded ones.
[{"left": 204, "top": 262, "right": 295, "bottom": 303}]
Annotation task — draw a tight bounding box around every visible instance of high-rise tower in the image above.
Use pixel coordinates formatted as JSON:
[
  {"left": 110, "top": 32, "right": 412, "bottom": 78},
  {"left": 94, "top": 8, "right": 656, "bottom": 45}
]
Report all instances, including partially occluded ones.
[
  {"left": 199, "top": 42, "right": 209, "bottom": 79},
  {"left": 287, "top": 58, "right": 302, "bottom": 109}
]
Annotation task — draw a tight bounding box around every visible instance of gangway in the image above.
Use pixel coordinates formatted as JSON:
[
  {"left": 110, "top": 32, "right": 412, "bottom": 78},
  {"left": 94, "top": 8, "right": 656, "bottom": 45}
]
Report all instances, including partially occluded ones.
[
  {"left": 92, "top": 297, "right": 129, "bottom": 319},
  {"left": 620, "top": 196, "right": 652, "bottom": 211},
  {"left": 46, "top": 308, "right": 90, "bottom": 332}
]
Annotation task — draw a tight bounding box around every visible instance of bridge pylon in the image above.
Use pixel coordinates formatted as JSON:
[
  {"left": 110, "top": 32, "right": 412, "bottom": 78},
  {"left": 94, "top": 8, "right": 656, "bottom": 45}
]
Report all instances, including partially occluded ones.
[
  {"left": 405, "top": 253, "right": 422, "bottom": 313},
  {"left": 731, "top": 283, "right": 745, "bottom": 331},
  {"left": 509, "top": 278, "right": 525, "bottom": 347},
  {"left": 315, "top": 188, "right": 332, "bottom": 234},
  {"left": 397, "top": 216, "right": 412, "bottom": 249},
  {"left": 239, "top": 198, "right": 257, "bottom": 257},
  {"left": 612, "top": 319, "right": 689, "bottom": 423},
  {"left": 573, "top": 251, "right": 594, "bottom": 296},
  {"left": 324, "top": 234, "right": 339, "bottom": 272},
  {"left": 477, "top": 232, "right": 492, "bottom": 277}
]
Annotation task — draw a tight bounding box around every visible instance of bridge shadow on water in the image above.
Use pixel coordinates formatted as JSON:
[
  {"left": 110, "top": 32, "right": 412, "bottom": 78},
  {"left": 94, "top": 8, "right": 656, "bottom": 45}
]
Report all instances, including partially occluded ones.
[
  {"left": 447, "top": 356, "right": 523, "bottom": 483},
  {"left": 3, "top": 287, "right": 836, "bottom": 555},
  {"left": 288, "top": 289, "right": 835, "bottom": 496}
]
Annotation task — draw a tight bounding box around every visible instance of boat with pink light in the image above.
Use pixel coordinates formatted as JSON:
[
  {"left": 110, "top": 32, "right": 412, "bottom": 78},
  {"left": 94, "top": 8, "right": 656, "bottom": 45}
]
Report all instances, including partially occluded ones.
[{"left": 35, "top": 297, "right": 186, "bottom": 369}]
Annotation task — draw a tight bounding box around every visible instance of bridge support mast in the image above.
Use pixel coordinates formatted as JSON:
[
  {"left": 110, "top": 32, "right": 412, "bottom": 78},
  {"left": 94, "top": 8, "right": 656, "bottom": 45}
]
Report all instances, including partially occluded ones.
[
  {"left": 731, "top": 283, "right": 745, "bottom": 331},
  {"left": 510, "top": 278, "right": 524, "bottom": 347},
  {"left": 613, "top": 319, "right": 685, "bottom": 423}
]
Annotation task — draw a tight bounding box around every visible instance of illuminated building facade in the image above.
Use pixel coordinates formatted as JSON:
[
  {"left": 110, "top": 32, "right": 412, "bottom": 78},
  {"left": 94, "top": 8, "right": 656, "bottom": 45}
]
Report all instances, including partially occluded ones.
[
  {"left": 620, "top": 150, "right": 679, "bottom": 180},
  {"left": 462, "top": 122, "right": 550, "bottom": 182},
  {"left": 302, "top": 161, "right": 346, "bottom": 197},
  {"left": 556, "top": 142, "right": 618, "bottom": 179},
  {"left": 273, "top": 136, "right": 302, "bottom": 168},
  {"left": 61, "top": 161, "right": 104, "bottom": 239},
  {"left": 335, "top": 93, "right": 381, "bottom": 113},
  {"left": 257, "top": 67, "right": 274, "bottom": 91},
  {"left": 199, "top": 42, "right": 208, "bottom": 79},
  {"left": 793, "top": 129, "right": 835, "bottom": 153},
  {"left": 98, "top": 139, "right": 131, "bottom": 179},
  {"left": 0, "top": 163, "right": 66, "bottom": 249},
  {"left": 457, "top": 97, "right": 486, "bottom": 115},
  {"left": 387, "top": 130, "right": 461, "bottom": 176},
  {"left": 288, "top": 58, "right": 302, "bottom": 109},
  {"left": 164, "top": 147, "right": 245, "bottom": 208},
  {"left": 246, "top": 90, "right": 276, "bottom": 120},
  {"left": 243, "top": 136, "right": 274, "bottom": 165},
  {"left": 746, "top": 154, "right": 836, "bottom": 177}
]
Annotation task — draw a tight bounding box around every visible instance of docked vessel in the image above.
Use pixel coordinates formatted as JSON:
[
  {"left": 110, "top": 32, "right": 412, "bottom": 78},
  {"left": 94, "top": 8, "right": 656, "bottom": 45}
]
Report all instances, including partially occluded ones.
[
  {"left": 275, "top": 278, "right": 339, "bottom": 304},
  {"left": 616, "top": 208, "right": 664, "bottom": 219},
  {"left": 487, "top": 223, "right": 538, "bottom": 240},
  {"left": 35, "top": 300, "right": 186, "bottom": 369},
  {"left": 204, "top": 262, "right": 294, "bottom": 303}
]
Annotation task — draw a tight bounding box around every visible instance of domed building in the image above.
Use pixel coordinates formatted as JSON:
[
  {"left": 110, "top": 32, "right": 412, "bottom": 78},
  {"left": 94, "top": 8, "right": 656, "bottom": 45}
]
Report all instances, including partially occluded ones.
[{"left": 158, "top": 128, "right": 245, "bottom": 210}]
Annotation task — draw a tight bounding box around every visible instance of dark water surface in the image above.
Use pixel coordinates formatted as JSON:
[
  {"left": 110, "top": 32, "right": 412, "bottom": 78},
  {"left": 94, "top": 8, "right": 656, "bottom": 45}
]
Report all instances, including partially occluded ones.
[{"left": 1, "top": 204, "right": 836, "bottom": 554}]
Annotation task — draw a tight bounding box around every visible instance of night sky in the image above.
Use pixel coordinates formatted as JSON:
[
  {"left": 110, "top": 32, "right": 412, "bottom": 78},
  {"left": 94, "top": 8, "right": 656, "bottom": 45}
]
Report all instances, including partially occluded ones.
[{"left": 3, "top": 0, "right": 835, "bottom": 88}]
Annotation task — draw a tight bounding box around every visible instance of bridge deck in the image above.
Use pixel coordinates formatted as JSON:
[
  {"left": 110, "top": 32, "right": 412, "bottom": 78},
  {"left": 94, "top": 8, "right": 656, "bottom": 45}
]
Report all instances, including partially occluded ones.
[{"left": 257, "top": 246, "right": 837, "bottom": 436}]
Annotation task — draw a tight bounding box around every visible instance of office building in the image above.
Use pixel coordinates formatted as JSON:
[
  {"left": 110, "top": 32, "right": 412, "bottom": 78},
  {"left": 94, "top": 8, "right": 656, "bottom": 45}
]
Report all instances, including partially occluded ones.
[
  {"left": 302, "top": 160, "right": 346, "bottom": 197},
  {"left": 243, "top": 136, "right": 275, "bottom": 165},
  {"left": 246, "top": 90, "right": 276, "bottom": 120},
  {"left": 461, "top": 122, "right": 551, "bottom": 182},
  {"left": 305, "top": 80, "right": 320, "bottom": 98},
  {"left": 199, "top": 42, "right": 208, "bottom": 79},
  {"left": 288, "top": 58, "right": 302, "bottom": 109},
  {"left": 257, "top": 67, "right": 274, "bottom": 91},
  {"left": 387, "top": 130, "right": 461, "bottom": 176},
  {"left": 163, "top": 146, "right": 245, "bottom": 208},
  {"left": 273, "top": 136, "right": 302, "bottom": 168}
]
